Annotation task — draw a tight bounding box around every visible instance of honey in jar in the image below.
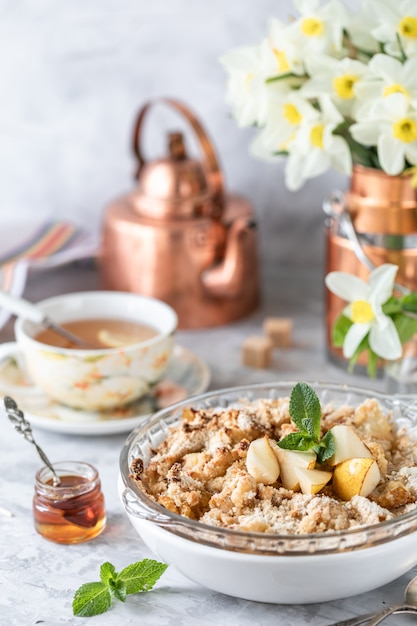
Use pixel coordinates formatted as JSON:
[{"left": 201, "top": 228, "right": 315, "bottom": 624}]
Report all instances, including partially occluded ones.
[{"left": 33, "top": 461, "right": 106, "bottom": 544}]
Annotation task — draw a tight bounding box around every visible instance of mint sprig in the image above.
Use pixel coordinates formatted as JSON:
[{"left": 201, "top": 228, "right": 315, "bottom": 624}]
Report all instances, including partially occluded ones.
[
  {"left": 277, "top": 382, "right": 335, "bottom": 463},
  {"left": 72, "top": 559, "right": 168, "bottom": 617}
]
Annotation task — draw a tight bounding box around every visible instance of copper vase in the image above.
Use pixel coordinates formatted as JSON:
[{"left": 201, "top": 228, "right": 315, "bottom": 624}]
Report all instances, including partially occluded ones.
[{"left": 325, "top": 164, "right": 417, "bottom": 369}]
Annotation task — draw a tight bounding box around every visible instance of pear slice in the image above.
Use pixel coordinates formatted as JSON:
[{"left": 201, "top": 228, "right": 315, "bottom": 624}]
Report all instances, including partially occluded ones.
[
  {"left": 333, "top": 457, "right": 381, "bottom": 500},
  {"left": 274, "top": 447, "right": 316, "bottom": 491},
  {"left": 294, "top": 467, "right": 332, "bottom": 495},
  {"left": 246, "top": 436, "right": 280, "bottom": 484},
  {"left": 328, "top": 424, "right": 372, "bottom": 466}
]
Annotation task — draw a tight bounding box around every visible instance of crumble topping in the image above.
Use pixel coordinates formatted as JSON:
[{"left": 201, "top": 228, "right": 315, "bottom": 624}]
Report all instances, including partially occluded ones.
[{"left": 130, "top": 397, "right": 417, "bottom": 535}]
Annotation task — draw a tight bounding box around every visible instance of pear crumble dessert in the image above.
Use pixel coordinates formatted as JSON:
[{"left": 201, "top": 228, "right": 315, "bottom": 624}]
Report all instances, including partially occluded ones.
[{"left": 130, "top": 383, "right": 417, "bottom": 535}]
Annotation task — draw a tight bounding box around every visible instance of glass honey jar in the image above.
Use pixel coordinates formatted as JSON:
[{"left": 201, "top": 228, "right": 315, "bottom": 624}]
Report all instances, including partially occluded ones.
[{"left": 33, "top": 461, "right": 106, "bottom": 544}]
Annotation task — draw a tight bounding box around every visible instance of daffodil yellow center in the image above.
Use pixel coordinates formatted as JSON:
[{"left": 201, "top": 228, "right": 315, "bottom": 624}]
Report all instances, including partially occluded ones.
[
  {"left": 284, "top": 103, "right": 302, "bottom": 125},
  {"left": 301, "top": 17, "right": 324, "bottom": 37},
  {"left": 310, "top": 124, "right": 324, "bottom": 148},
  {"left": 393, "top": 117, "right": 417, "bottom": 143},
  {"left": 351, "top": 300, "right": 374, "bottom": 324},
  {"left": 384, "top": 83, "right": 409, "bottom": 98},
  {"left": 244, "top": 72, "right": 254, "bottom": 91},
  {"left": 273, "top": 48, "right": 290, "bottom": 73},
  {"left": 333, "top": 74, "right": 358, "bottom": 99},
  {"left": 398, "top": 16, "right": 417, "bottom": 38}
]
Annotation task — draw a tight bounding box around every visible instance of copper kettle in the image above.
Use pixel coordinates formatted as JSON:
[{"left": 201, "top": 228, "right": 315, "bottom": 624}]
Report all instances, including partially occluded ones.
[{"left": 100, "top": 98, "right": 260, "bottom": 328}]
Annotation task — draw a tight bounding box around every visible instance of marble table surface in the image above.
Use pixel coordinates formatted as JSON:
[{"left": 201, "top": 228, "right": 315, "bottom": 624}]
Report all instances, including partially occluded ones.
[{"left": 0, "top": 261, "right": 415, "bottom": 626}]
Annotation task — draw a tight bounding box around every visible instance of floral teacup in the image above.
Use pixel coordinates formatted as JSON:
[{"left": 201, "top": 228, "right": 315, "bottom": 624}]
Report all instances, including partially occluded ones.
[{"left": 0, "top": 291, "right": 177, "bottom": 410}]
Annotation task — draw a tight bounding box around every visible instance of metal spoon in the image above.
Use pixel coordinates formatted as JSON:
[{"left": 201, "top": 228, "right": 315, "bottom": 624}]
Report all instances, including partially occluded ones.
[
  {"left": 330, "top": 574, "right": 417, "bottom": 625},
  {"left": 323, "top": 192, "right": 410, "bottom": 296},
  {"left": 4, "top": 396, "right": 61, "bottom": 486},
  {"left": 323, "top": 191, "right": 376, "bottom": 275},
  {"left": 0, "top": 290, "right": 92, "bottom": 348}
]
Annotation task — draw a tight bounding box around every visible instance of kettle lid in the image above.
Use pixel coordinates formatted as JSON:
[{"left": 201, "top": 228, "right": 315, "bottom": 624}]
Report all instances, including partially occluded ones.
[
  {"left": 130, "top": 98, "right": 224, "bottom": 221},
  {"left": 132, "top": 131, "right": 213, "bottom": 219}
]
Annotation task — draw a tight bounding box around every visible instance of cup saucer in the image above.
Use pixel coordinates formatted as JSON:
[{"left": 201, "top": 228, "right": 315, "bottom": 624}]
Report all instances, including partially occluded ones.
[{"left": 0, "top": 345, "right": 210, "bottom": 435}]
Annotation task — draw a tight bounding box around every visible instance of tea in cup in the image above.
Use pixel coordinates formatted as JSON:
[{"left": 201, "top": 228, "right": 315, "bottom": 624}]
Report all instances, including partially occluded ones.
[{"left": 0, "top": 291, "right": 177, "bottom": 410}]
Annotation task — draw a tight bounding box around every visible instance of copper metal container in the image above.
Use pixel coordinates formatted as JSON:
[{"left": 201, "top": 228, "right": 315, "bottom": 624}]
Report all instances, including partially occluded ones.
[
  {"left": 99, "top": 98, "right": 260, "bottom": 329},
  {"left": 325, "top": 165, "right": 417, "bottom": 368}
]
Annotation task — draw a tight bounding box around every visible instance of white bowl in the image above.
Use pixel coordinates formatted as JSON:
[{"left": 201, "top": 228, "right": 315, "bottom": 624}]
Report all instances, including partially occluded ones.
[{"left": 119, "top": 381, "right": 417, "bottom": 604}]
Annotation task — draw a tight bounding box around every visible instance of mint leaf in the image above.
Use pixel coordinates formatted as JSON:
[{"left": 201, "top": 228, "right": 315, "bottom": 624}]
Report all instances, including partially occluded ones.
[
  {"left": 277, "top": 432, "right": 314, "bottom": 451},
  {"left": 109, "top": 577, "right": 127, "bottom": 603},
  {"left": 72, "top": 582, "right": 112, "bottom": 617},
  {"left": 72, "top": 559, "right": 168, "bottom": 617},
  {"left": 118, "top": 559, "right": 169, "bottom": 595},
  {"left": 289, "top": 382, "right": 321, "bottom": 440},
  {"left": 315, "top": 430, "right": 335, "bottom": 463},
  {"left": 277, "top": 383, "right": 334, "bottom": 466},
  {"left": 100, "top": 561, "right": 116, "bottom": 586}
]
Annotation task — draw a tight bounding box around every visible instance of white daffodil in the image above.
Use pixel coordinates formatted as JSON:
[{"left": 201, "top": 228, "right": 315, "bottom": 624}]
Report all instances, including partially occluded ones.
[
  {"left": 345, "top": 2, "right": 381, "bottom": 55},
  {"left": 325, "top": 264, "right": 402, "bottom": 360},
  {"left": 289, "top": 0, "right": 347, "bottom": 57},
  {"left": 268, "top": 18, "right": 308, "bottom": 77},
  {"left": 366, "top": 0, "right": 417, "bottom": 58},
  {"left": 302, "top": 55, "right": 369, "bottom": 116},
  {"left": 350, "top": 93, "right": 417, "bottom": 175},
  {"left": 284, "top": 95, "right": 351, "bottom": 190},
  {"left": 355, "top": 54, "right": 417, "bottom": 117},
  {"left": 250, "top": 92, "right": 319, "bottom": 160},
  {"left": 220, "top": 39, "right": 278, "bottom": 128}
]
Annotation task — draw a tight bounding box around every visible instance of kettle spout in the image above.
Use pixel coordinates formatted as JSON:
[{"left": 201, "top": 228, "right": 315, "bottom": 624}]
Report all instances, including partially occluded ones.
[{"left": 201, "top": 217, "right": 258, "bottom": 298}]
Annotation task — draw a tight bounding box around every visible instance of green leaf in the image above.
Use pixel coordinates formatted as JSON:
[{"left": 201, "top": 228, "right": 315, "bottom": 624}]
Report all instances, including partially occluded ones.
[
  {"left": 382, "top": 235, "right": 404, "bottom": 250},
  {"left": 277, "top": 384, "right": 335, "bottom": 464},
  {"left": 289, "top": 382, "right": 321, "bottom": 441},
  {"left": 277, "top": 432, "right": 315, "bottom": 451},
  {"left": 118, "top": 559, "right": 169, "bottom": 595},
  {"left": 366, "top": 349, "right": 378, "bottom": 379},
  {"left": 109, "top": 578, "right": 127, "bottom": 603},
  {"left": 72, "top": 582, "right": 112, "bottom": 617},
  {"left": 395, "top": 32, "right": 407, "bottom": 62},
  {"left": 100, "top": 561, "right": 116, "bottom": 586},
  {"left": 348, "top": 333, "right": 370, "bottom": 372},
  {"left": 401, "top": 293, "right": 417, "bottom": 315},
  {"left": 72, "top": 558, "right": 168, "bottom": 617},
  {"left": 266, "top": 71, "right": 295, "bottom": 83},
  {"left": 382, "top": 296, "right": 403, "bottom": 315},
  {"left": 332, "top": 314, "right": 352, "bottom": 347},
  {"left": 301, "top": 417, "right": 313, "bottom": 436},
  {"left": 393, "top": 313, "right": 417, "bottom": 345},
  {"left": 315, "top": 431, "right": 335, "bottom": 463}
]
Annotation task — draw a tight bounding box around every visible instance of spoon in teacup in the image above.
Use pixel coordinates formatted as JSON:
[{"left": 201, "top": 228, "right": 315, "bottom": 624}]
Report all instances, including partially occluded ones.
[
  {"left": 0, "top": 290, "right": 92, "bottom": 348},
  {"left": 331, "top": 574, "right": 417, "bottom": 625}
]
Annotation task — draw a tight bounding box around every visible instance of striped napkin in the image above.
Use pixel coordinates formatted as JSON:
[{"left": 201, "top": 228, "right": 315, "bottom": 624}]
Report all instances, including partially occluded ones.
[{"left": 0, "top": 220, "right": 99, "bottom": 330}]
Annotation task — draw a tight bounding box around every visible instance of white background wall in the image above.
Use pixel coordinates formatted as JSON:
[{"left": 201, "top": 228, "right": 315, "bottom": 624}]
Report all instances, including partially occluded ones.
[{"left": 0, "top": 0, "right": 361, "bottom": 269}]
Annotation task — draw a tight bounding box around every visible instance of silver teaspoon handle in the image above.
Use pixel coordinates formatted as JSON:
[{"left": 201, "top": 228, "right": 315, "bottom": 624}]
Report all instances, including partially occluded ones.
[
  {"left": 330, "top": 605, "right": 417, "bottom": 626},
  {"left": 4, "top": 396, "right": 61, "bottom": 486},
  {"left": 365, "top": 604, "right": 417, "bottom": 625},
  {"left": 329, "top": 613, "right": 381, "bottom": 626}
]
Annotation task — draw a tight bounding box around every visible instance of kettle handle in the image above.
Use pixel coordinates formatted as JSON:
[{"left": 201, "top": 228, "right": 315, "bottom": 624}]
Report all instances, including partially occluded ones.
[{"left": 132, "top": 97, "right": 224, "bottom": 217}]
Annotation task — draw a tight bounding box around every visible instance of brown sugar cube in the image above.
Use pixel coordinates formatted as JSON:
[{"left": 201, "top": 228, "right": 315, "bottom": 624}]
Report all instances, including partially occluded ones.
[
  {"left": 241, "top": 336, "right": 273, "bottom": 369},
  {"left": 263, "top": 317, "right": 293, "bottom": 348}
]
